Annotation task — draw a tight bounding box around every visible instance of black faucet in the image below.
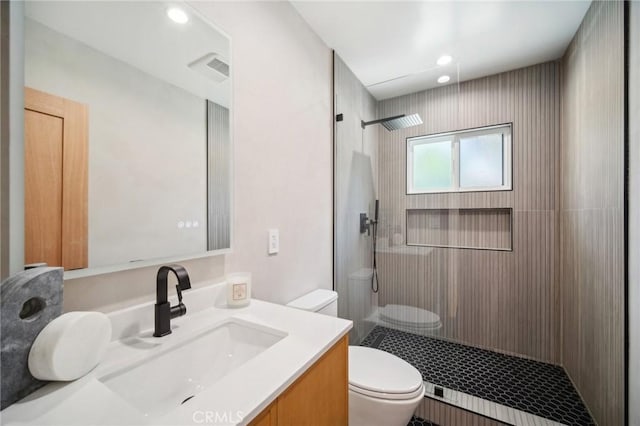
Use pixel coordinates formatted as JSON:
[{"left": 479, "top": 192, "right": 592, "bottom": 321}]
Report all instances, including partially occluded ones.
[{"left": 154, "top": 264, "right": 192, "bottom": 337}]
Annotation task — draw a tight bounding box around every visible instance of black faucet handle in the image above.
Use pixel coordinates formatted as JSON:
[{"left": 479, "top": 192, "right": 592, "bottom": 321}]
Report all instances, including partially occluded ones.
[
  {"left": 169, "top": 264, "right": 192, "bottom": 290},
  {"left": 176, "top": 284, "right": 184, "bottom": 304},
  {"left": 170, "top": 301, "right": 187, "bottom": 319}
]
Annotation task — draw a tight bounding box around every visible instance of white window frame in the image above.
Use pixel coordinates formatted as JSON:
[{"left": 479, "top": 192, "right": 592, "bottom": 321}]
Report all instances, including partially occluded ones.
[{"left": 406, "top": 123, "right": 512, "bottom": 194}]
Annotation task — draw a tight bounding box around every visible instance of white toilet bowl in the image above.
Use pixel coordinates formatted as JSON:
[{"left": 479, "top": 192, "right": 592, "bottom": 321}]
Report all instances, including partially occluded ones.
[
  {"left": 374, "top": 304, "right": 442, "bottom": 335},
  {"left": 349, "top": 346, "right": 424, "bottom": 426},
  {"left": 286, "top": 290, "right": 425, "bottom": 426}
]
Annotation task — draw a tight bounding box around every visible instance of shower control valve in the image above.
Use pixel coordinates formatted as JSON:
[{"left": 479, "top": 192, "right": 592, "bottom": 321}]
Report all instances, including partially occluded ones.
[{"left": 359, "top": 213, "right": 377, "bottom": 236}]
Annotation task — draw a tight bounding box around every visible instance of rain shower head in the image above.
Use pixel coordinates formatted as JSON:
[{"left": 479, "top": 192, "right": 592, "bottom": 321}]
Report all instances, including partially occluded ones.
[{"left": 361, "top": 113, "right": 423, "bottom": 131}]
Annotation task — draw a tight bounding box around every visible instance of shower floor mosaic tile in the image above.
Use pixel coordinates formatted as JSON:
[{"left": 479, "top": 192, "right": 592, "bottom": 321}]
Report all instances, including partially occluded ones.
[
  {"left": 362, "top": 326, "right": 594, "bottom": 426},
  {"left": 407, "top": 415, "right": 438, "bottom": 426}
]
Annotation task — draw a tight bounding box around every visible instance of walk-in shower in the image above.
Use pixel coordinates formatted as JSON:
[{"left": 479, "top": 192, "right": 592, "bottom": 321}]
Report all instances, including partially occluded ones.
[{"left": 333, "top": 49, "right": 600, "bottom": 425}]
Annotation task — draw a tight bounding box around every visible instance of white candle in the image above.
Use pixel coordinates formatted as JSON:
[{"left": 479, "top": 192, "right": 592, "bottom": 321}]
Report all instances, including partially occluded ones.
[{"left": 226, "top": 272, "right": 251, "bottom": 308}]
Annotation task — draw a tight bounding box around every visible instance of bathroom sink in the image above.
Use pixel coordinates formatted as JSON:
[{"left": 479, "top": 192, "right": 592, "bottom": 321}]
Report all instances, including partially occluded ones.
[{"left": 100, "top": 318, "right": 287, "bottom": 416}]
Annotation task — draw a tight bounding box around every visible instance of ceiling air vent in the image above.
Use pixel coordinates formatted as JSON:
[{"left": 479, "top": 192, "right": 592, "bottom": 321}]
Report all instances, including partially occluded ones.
[
  {"left": 188, "top": 53, "right": 229, "bottom": 83},
  {"left": 206, "top": 57, "right": 229, "bottom": 78}
]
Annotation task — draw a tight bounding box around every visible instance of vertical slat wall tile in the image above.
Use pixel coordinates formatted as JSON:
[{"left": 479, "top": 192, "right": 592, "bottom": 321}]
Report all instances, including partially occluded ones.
[
  {"left": 559, "top": 2, "right": 624, "bottom": 424},
  {"left": 377, "top": 62, "right": 561, "bottom": 363},
  {"left": 416, "top": 398, "right": 509, "bottom": 426}
]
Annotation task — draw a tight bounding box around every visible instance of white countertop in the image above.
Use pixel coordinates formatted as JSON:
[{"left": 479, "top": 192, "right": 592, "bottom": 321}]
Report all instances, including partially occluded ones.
[{"left": 1, "top": 282, "right": 352, "bottom": 426}]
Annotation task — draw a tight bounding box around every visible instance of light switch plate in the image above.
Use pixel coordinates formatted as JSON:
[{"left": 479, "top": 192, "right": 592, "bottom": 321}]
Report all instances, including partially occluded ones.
[{"left": 268, "top": 229, "right": 279, "bottom": 254}]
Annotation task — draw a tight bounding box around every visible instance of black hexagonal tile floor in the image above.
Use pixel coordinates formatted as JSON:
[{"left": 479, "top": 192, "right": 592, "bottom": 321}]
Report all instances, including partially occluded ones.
[
  {"left": 407, "top": 416, "right": 438, "bottom": 426},
  {"left": 362, "top": 326, "right": 594, "bottom": 426}
]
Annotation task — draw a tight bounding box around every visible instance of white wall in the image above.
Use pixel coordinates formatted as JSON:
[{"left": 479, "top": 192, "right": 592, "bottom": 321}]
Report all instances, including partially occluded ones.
[
  {"left": 63, "top": 1, "right": 333, "bottom": 311},
  {"left": 24, "top": 19, "right": 207, "bottom": 268},
  {"left": 191, "top": 1, "right": 333, "bottom": 304},
  {"left": 629, "top": 2, "right": 640, "bottom": 424}
]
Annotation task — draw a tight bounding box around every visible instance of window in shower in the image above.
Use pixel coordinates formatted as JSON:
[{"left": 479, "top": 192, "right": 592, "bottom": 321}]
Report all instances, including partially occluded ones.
[{"left": 407, "top": 123, "right": 512, "bottom": 194}]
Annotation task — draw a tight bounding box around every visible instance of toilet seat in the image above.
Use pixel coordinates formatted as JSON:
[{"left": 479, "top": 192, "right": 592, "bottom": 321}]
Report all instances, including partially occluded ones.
[
  {"left": 349, "top": 346, "right": 424, "bottom": 401},
  {"left": 379, "top": 304, "right": 442, "bottom": 330},
  {"left": 349, "top": 382, "right": 425, "bottom": 400}
]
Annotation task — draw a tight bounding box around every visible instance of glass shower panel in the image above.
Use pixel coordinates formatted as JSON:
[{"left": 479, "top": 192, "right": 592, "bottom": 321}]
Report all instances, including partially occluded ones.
[
  {"left": 334, "top": 53, "right": 459, "bottom": 347},
  {"left": 333, "top": 55, "right": 378, "bottom": 344}
]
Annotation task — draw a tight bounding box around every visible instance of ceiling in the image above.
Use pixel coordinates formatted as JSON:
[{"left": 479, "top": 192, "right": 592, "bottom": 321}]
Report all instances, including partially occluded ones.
[
  {"left": 25, "top": 1, "right": 231, "bottom": 107},
  {"left": 291, "top": 1, "right": 591, "bottom": 100}
]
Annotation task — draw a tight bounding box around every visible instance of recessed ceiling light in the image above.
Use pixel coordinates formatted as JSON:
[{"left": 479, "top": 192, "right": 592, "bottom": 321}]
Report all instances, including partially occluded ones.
[
  {"left": 437, "top": 55, "right": 452, "bottom": 66},
  {"left": 167, "top": 7, "right": 189, "bottom": 24},
  {"left": 437, "top": 75, "right": 450, "bottom": 84}
]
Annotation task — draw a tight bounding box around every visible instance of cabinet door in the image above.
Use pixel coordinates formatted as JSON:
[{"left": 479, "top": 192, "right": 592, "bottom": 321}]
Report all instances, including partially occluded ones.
[
  {"left": 248, "top": 400, "right": 277, "bottom": 426},
  {"left": 276, "top": 335, "right": 348, "bottom": 425}
]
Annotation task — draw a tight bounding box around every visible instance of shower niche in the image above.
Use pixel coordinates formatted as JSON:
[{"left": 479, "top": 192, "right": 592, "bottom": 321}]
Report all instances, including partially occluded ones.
[{"left": 406, "top": 208, "right": 513, "bottom": 251}]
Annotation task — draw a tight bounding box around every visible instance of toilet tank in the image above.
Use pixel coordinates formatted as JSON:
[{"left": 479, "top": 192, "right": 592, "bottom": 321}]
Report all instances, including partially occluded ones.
[
  {"left": 348, "top": 268, "right": 375, "bottom": 344},
  {"left": 286, "top": 289, "right": 338, "bottom": 317},
  {"left": 348, "top": 268, "right": 374, "bottom": 320}
]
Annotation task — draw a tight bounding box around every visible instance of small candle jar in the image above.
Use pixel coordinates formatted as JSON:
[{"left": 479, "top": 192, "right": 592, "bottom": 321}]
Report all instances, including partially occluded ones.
[{"left": 226, "top": 272, "right": 251, "bottom": 308}]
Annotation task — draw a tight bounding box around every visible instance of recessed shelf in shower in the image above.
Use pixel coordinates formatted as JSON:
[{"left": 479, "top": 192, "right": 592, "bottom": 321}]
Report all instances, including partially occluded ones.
[{"left": 406, "top": 208, "right": 512, "bottom": 251}]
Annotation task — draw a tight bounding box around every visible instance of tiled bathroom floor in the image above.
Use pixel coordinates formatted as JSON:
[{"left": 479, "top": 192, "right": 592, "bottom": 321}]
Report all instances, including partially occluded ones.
[
  {"left": 408, "top": 416, "right": 438, "bottom": 426},
  {"left": 362, "top": 326, "right": 594, "bottom": 426}
]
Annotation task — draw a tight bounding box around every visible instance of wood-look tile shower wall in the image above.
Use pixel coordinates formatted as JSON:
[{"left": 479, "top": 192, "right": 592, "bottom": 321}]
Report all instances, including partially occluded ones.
[
  {"left": 406, "top": 208, "right": 513, "bottom": 251},
  {"left": 416, "top": 399, "right": 508, "bottom": 426},
  {"left": 376, "top": 62, "right": 561, "bottom": 363},
  {"left": 560, "top": 1, "right": 625, "bottom": 424}
]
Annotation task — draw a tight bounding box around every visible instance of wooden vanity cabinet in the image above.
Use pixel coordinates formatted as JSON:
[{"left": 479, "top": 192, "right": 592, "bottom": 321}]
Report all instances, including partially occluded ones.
[
  {"left": 248, "top": 401, "right": 277, "bottom": 426},
  {"left": 248, "top": 335, "right": 348, "bottom": 426}
]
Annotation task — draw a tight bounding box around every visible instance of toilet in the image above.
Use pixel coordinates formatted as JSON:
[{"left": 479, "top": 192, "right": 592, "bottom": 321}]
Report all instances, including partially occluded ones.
[
  {"left": 377, "top": 304, "right": 442, "bottom": 335},
  {"left": 287, "top": 290, "right": 424, "bottom": 426}
]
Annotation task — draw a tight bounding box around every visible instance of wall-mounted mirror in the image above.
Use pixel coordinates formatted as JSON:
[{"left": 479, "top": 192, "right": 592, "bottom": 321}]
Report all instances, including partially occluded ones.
[{"left": 23, "top": 1, "right": 232, "bottom": 277}]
